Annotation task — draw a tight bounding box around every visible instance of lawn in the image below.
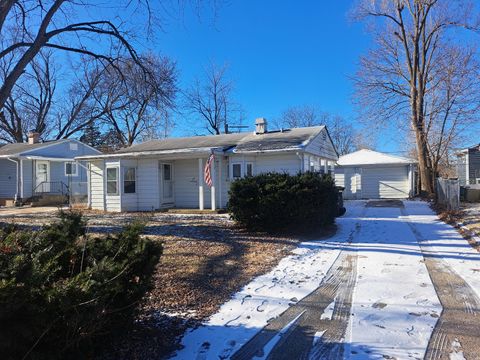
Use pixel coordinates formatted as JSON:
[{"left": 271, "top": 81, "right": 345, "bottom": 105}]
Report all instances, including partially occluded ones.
[{"left": 0, "top": 209, "right": 299, "bottom": 359}]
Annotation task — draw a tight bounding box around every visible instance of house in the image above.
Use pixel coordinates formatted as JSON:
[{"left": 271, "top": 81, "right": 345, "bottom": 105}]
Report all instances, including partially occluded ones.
[
  {"left": 335, "top": 149, "right": 417, "bottom": 199},
  {"left": 75, "top": 118, "right": 338, "bottom": 212},
  {"left": 0, "top": 133, "right": 101, "bottom": 206},
  {"left": 456, "top": 144, "right": 480, "bottom": 186}
]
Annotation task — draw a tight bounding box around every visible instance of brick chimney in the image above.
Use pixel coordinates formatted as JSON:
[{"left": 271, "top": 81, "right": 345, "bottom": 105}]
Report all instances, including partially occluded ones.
[
  {"left": 28, "top": 132, "right": 40, "bottom": 144},
  {"left": 255, "top": 118, "right": 268, "bottom": 134}
]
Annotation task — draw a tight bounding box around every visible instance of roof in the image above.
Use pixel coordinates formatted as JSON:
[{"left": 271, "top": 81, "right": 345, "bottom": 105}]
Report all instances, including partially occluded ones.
[
  {"left": 87, "top": 126, "right": 326, "bottom": 159},
  {"left": 457, "top": 143, "right": 480, "bottom": 154},
  {"left": 338, "top": 149, "right": 416, "bottom": 166},
  {"left": 0, "top": 141, "right": 59, "bottom": 157},
  {"left": 0, "top": 138, "right": 100, "bottom": 158}
]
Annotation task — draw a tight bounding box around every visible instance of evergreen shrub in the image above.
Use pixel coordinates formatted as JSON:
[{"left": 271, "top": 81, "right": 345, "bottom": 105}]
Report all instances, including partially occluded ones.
[
  {"left": 0, "top": 211, "right": 161, "bottom": 359},
  {"left": 227, "top": 172, "right": 339, "bottom": 233}
]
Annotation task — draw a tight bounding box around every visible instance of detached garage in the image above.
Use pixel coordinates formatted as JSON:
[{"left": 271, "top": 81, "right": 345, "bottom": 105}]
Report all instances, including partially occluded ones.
[{"left": 335, "top": 149, "right": 417, "bottom": 200}]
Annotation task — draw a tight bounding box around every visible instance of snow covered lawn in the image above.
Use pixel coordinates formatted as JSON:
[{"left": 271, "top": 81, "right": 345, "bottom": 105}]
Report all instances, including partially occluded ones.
[{"left": 170, "top": 200, "right": 480, "bottom": 360}]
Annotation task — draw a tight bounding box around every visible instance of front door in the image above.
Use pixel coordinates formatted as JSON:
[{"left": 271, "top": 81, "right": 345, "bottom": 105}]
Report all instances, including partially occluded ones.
[
  {"left": 35, "top": 161, "right": 50, "bottom": 192},
  {"left": 160, "top": 163, "right": 174, "bottom": 204}
]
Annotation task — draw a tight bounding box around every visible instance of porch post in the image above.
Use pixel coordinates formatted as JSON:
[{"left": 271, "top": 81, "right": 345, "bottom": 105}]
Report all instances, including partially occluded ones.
[
  {"left": 323, "top": 159, "right": 328, "bottom": 174},
  {"left": 19, "top": 159, "right": 24, "bottom": 199},
  {"left": 198, "top": 158, "right": 204, "bottom": 210},
  {"left": 218, "top": 156, "right": 223, "bottom": 209},
  {"left": 211, "top": 157, "right": 216, "bottom": 211}
]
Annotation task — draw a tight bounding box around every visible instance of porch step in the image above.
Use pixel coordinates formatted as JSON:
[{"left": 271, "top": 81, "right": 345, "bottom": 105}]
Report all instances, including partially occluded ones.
[{"left": 26, "top": 194, "right": 68, "bottom": 207}]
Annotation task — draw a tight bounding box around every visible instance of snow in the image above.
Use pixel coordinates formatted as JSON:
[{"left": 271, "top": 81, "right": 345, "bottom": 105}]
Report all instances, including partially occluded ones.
[
  {"left": 320, "top": 298, "right": 336, "bottom": 321},
  {"left": 403, "top": 201, "right": 480, "bottom": 299},
  {"left": 345, "top": 205, "right": 441, "bottom": 359},
  {"left": 170, "top": 202, "right": 366, "bottom": 359},
  {"left": 450, "top": 339, "right": 466, "bottom": 360},
  {"left": 253, "top": 310, "right": 306, "bottom": 360},
  {"left": 170, "top": 200, "right": 480, "bottom": 359},
  {"left": 337, "top": 149, "right": 415, "bottom": 166}
]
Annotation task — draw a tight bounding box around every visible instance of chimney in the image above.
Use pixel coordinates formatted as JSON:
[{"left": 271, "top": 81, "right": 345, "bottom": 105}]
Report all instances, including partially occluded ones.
[
  {"left": 28, "top": 132, "right": 40, "bottom": 144},
  {"left": 255, "top": 117, "right": 268, "bottom": 134}
]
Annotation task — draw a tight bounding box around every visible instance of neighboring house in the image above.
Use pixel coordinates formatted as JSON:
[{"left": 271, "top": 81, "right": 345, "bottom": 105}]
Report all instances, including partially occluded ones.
[
  {"left": 75, "top": 118, "right": 338, "bottom": 212},
  {"left": 456, "top": 144, "right": 480, "bottom": 186},
  {"left": 335, "top": 149, "right": 417, "bottom": 200},
  {"left": 0, "top": 132, "right": 101, "bottom": 205}
]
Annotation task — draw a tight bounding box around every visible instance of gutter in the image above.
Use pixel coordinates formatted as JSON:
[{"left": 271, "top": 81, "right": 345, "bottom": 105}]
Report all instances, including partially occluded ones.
[{"left": 75, "top": 147, "right": 220, "bottom": 160}]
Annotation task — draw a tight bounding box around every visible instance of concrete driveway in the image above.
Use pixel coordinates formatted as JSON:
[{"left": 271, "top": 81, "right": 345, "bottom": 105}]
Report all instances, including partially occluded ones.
[{"left": 173, "top": 200, "right": 480, "bottom": 360}]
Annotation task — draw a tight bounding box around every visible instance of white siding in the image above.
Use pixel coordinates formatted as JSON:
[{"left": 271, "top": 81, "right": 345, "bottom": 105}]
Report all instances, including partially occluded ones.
[
  {"left": 254, "top": 153, "right": 302, "bottom": 174},
  {"left": 136, "top": 159, "right": 159, "bottom": 211},
  {"left": 174, "top": 159, "right": 203, "bottom": 208},
  {"left": 90, "top": 160, "right": 105, "bottom": 210},
  {"left": 0, "top": 159, "right": 17, "bottom": 198},
  {"left": 361, "top": 166, "right": 410, "bottom": 199},
  {"left": 304, "top": 128, "right": 338, "bottom": 160},
  {"left": 21, "top": 160, "right": 34, "bottom": 198},
  {"left": 336, "top": 167, "right": 362, "bottom": 200}
]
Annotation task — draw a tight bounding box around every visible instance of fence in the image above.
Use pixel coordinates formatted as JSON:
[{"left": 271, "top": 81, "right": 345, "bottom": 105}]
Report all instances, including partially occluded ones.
[
  {"left": 68, "top": 181, "right": 88, "bottom": 208},
  {"left": 436, "top": 178, "right": 460, "bottom": 210}
]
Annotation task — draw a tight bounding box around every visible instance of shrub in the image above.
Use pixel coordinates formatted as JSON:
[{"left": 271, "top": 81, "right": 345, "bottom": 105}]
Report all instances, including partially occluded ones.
[
  {"left": 0, "top": 211, "right": 161, "bottom": 360},
  {"left": 227, "top": 172, "right": 339, "bottom": 233}
]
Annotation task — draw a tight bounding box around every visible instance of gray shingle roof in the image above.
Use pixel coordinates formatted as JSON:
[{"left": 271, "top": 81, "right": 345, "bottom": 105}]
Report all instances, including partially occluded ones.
[
  {"left": 115, "top": 126, "right": 325, "bottom": 154},
  {"left": 0, "top": 141, "right": 60, "bottom": 156}
]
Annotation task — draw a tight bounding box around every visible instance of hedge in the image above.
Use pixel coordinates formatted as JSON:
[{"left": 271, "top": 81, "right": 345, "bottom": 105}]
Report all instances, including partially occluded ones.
[
  {"left": 227, "top": 172, "right": 339, "bottom": 233},
  {"left": 0, "top": 211, "right": 161, "bottom": 360}
]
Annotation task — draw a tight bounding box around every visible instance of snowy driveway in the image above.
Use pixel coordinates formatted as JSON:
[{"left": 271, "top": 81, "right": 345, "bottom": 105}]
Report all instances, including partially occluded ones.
[{"left": 171, "top": 201, "right": 480, "bottom": 360}]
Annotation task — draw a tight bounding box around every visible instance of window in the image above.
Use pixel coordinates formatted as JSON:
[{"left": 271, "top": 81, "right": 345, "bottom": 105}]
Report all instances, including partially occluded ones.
[
  {"left": 106, "top": 167, "right": 119, "bottom": 195},
  {"left": 232, "top": 163, "right": 242, "bottom": 179},
  {"left": 246, "top": 163, "right": 253, "bottom": 176},
  {"left": 163, "top": 164, "right": 171, "bottom": 181},
  {"left": 69, "top": 143, "right": 78, "bottom": 151},
  {"left": 124, "top": 168, "right": 136, "bottom": 194},
  {"left": 64, "top": 162, "right": 77, "bottom": 176}
]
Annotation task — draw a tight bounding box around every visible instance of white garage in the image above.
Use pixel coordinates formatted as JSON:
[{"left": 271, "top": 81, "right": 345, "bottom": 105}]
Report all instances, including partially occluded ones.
[{"left": 335, "top": 149, "right": 416, "bottom": 200}]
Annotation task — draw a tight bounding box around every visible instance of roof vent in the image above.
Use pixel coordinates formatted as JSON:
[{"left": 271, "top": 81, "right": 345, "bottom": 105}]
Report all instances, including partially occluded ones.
[
  {"left": 28, "top": 131, "right": 40, "bottom": 144},
  {"left": 255, "top": 118, "right": 267, "bottom": 134}
]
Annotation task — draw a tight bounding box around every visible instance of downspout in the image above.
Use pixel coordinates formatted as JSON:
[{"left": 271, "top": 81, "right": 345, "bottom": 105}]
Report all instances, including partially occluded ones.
[
  {"left": 6, "top": 158, "right": 19, "bottom": 203},
  {"left": 296, "top": 152, "right": 305, "bottom": 173}
]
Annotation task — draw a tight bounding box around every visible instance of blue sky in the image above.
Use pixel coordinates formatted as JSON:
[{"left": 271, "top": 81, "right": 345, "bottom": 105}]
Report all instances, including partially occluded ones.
[{"left": 144, "top": 1, "right": 384, "bottom": 145}]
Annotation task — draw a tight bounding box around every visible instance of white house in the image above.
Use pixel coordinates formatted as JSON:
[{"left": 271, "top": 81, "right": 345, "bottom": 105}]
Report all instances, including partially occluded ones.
[
  {"left": 335, "top": 149, "right": 417, "bottom": 199},
  {"left": 0, "top": 133, "right": 101, "bottom": 205},
  {"left": 76, "top": 118, "right": 339, "bottom": 212}
]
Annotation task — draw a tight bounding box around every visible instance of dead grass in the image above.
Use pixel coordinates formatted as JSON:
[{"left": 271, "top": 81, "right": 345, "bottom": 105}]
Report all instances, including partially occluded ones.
[
  {"left": 0, "top": 209, "right": 328, "bottom": 359},
  {"left": 102, "top": 221, "right": 301, "bottom": 359}
]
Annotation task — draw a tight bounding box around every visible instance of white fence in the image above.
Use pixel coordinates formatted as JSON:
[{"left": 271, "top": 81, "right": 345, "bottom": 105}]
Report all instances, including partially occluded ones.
[{"left": 436, "top": 178, "right": 460, "bottom": 210}]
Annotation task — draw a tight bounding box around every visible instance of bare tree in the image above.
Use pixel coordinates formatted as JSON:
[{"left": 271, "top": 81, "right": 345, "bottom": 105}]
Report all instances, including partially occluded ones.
[
  {"left": 184, "top": 63, "right": 242, "bottom": 135},
  {"left": 93, "top": 54, "right": 178, "bottom": 146},
  {"left": 352, "top": 0, "right": 480, "bottom": 194},
  {"left": 0, "top": 51, "right": 55, "bottom": 142},
  {"left": 276, "top": 105, "right": 366, "bottom": 156},
  {"left": 0, "top": 0, "right": 156, "bottom": 114}
]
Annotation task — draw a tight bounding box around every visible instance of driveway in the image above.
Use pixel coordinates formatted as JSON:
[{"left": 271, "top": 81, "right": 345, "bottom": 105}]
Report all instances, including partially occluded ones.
[{"left": 172, "top": 201, "right": 480, "bottom": 360}]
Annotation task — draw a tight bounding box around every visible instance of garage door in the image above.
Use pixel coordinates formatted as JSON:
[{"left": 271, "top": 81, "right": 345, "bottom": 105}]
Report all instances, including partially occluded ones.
[{"left": 362, "top": 166, "right": 410, "bottom": 199}]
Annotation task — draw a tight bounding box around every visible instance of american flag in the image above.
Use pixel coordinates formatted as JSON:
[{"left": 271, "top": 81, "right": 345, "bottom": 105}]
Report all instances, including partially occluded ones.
[{"left": 204, "top": 154, "right": 214, "bottom": 187}]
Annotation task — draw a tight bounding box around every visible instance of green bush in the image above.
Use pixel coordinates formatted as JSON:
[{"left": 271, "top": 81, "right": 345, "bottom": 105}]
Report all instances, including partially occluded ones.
[
  {"left": 227, "top": 172, "right": 339, "bottom": 233},
  {"left": 0, "top": 211, "right": 161, "bottom": 360}
]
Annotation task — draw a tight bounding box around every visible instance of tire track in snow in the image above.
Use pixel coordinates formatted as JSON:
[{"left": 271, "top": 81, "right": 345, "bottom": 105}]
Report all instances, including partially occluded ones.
[
  {"left": 230, "top": 220, "right": 362, "bottom": 360},
  {"left": 401, "top": 208, "right": 480, "bottom": 360}
]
